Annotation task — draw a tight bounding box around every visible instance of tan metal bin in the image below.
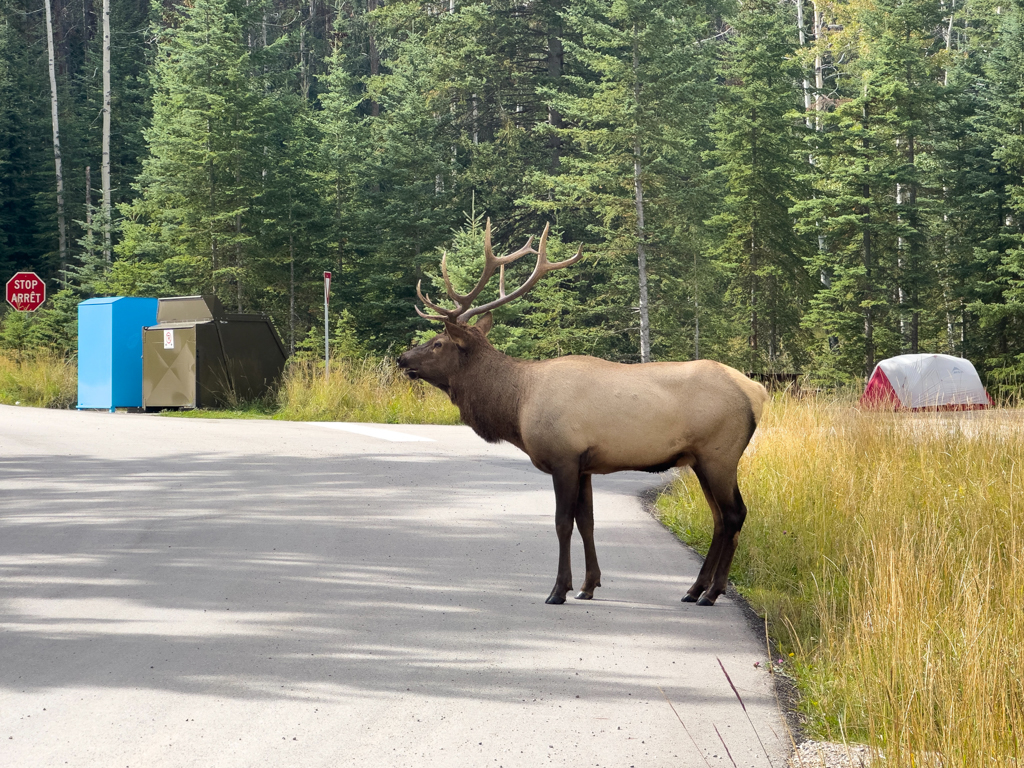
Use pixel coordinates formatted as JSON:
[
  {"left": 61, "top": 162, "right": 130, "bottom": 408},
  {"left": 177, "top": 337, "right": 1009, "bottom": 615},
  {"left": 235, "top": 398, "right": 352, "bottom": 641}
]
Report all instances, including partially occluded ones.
[{"left": 142, "top": 295, "right": 287, "bottom": 409}]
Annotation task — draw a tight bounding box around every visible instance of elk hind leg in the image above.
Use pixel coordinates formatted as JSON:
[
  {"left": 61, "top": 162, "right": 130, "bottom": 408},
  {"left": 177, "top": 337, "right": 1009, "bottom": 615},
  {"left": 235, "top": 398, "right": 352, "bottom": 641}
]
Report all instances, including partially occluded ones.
[
  {"left": 681, "top": 464, "right": 727, "bottom": 603},
  {"left": 574, "top": 474, "right": 602, "bottom": 600},
  {"left": 546, "top": 468, "right": 579, "bottom": 605},
  {"left": 684, "top": 463, "right": 746, "bottom": 606},
  {"left": 702, "top": 483, "right": 747, "bottom": 605}
]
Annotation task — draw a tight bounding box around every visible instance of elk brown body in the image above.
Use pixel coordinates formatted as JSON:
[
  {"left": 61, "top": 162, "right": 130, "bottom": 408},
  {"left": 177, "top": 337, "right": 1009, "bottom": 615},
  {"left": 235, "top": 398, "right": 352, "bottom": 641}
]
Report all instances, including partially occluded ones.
[{"left": 398, "top": 221, "right": 768, "bottom": 606}]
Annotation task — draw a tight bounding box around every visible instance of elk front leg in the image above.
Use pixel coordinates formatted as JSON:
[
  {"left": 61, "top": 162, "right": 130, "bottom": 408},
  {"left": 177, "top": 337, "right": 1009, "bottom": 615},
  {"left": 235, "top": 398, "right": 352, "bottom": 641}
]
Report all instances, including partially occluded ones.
[
  {"left": 546, "top": 469, "right": 579, "bottom": 605},
  {"left": 574, "top": 474, "right": 602, "bottom": 600}
]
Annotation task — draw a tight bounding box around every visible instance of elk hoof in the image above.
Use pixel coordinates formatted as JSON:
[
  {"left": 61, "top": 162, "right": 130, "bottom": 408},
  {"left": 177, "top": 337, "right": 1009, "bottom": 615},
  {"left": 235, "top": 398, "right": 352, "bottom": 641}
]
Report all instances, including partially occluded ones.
[
  {"left": 545, "top": 594, "right": 566, "bottom": 605},
  {"left": 681, "top": 593, "right": 700, "bottom": 603},
  {"left": 696, "top": 594, "right": 717, "bottom": 606},
  {"left": 574, "top": 591, "right": 593, "bottom": 600}
]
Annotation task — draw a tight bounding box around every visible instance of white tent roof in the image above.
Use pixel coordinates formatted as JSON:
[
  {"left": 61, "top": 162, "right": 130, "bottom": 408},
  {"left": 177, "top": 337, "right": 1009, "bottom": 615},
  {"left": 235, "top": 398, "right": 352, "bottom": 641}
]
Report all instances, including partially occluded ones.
[{"left": 873, "top": 354, "right": 989, "bottom": 409}]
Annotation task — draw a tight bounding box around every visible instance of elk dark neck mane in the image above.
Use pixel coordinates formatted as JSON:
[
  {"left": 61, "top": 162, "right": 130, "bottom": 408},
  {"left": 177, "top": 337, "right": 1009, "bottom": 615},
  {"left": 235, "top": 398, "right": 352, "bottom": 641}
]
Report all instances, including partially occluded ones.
[{"left": 447, "top": 344, "right": 528, "bottom": 449}]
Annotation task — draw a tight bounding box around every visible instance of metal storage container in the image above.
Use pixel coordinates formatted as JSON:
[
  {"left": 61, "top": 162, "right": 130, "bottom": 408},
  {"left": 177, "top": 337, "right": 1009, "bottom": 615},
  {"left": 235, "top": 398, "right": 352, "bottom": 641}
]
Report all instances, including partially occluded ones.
[
  {"left": 77, "top": 297, "right": 159, "bottom": 411},
  {"left": 142, "top": 295, "right": 287, "bottom": 409}
]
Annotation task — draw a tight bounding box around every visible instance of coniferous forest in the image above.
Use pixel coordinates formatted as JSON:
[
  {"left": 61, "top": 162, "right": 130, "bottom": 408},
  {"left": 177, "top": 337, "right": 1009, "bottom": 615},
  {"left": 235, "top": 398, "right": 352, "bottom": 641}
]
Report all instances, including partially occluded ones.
[{"left": 2, "top": 0, "right": 1024, "bottom": 387}]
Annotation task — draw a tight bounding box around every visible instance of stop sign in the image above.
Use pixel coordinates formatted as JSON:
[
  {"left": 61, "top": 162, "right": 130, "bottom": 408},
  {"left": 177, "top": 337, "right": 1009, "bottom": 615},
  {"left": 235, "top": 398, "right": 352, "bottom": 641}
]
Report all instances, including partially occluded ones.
[{"left": 5, "top": 272, "right": 47, "bottom": 312}]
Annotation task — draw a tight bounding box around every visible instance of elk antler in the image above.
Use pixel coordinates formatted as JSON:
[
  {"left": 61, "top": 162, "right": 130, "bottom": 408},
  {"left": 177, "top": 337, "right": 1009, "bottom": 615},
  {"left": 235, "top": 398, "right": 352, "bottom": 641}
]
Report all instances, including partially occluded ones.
[{"left": 415, "top": 219, "right": 584, "bottom": 324}]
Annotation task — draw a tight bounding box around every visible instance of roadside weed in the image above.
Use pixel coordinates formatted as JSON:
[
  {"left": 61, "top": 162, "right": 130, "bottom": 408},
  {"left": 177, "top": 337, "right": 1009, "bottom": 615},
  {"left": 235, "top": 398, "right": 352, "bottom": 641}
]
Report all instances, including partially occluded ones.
[{"left": 658, "top": 396, "right": 1024, "bottom": 766}]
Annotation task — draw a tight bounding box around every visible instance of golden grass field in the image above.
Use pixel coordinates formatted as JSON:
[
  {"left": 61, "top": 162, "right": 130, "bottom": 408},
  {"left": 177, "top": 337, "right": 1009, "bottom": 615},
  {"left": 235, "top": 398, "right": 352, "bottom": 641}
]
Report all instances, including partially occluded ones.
[
  {"left": 658, "top": 396, "right": 1024, "bottom": 766},
  {"left": 0, "top": 351, "right": 461, "bottom": 424},
  {"left": 274, "top": 357, "right": 461, "bottom": 424},
  {"left": 0, "top": 350, "right": 77, "bottom": 408}
]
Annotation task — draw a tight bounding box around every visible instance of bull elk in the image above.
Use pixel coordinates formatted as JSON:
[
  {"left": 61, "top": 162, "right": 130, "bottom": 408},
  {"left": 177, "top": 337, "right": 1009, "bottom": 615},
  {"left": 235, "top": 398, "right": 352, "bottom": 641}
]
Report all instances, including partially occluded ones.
[{"left": 397, "top": 221, "right": 768, "bottom": 606}]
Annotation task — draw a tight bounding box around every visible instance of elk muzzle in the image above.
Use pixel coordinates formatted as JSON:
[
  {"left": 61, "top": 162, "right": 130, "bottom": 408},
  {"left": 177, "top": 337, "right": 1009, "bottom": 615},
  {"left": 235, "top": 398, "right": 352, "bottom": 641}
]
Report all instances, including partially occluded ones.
[{"left": 397, "top": 350, "right": 419, "bottom": 380}]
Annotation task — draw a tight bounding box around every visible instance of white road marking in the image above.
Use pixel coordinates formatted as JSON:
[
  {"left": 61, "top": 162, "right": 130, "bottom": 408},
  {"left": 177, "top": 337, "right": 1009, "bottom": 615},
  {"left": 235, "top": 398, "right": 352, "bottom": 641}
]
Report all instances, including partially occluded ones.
[{"left": 313, "top": 422, "right": 435, "bottom": 442}]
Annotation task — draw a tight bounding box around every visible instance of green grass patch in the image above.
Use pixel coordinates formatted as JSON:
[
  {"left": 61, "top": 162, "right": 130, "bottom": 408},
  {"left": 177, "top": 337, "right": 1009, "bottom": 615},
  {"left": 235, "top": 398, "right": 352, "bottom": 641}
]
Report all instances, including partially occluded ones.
[{"left": 657, "top": 396, "right": 1024, "bottom": 765}]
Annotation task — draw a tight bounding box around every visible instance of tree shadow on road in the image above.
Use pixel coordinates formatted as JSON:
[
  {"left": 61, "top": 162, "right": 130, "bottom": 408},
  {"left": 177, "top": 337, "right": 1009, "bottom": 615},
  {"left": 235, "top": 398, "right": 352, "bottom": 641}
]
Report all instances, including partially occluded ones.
[{"left": 0, "top": 448, "right": 762, "bottom": 713}]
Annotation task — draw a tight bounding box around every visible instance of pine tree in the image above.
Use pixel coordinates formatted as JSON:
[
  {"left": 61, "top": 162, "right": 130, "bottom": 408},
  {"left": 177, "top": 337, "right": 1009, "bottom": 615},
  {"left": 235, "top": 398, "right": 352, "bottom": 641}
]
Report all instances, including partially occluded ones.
[
  {"left": 535, "top": 0, "right": 720, "bottom": 362},
  {"left": 255, "top": 93, "right": 324, "bottom": 355},
  {"left": 42, "top": 0, "right": 68, "bottom": 274},
  {"left": 707, "top": 0, "right": 812, "bottom": 373},
  {"left": 973, "top": 0, "right": 1024, "bottom": 382},
  {"left": 340, "top": 2, "right": 465, "bottom": 349},
  {"left": 796, "top": 0, "right": 946, "bottom": 378},
  {"left": 76, "top": 0, "right": 152, "bottom": 261},
  {"left": 0, "top": 0, "right": 59, "bottom": 281},
  {"left": 929, "top": 0, "right": 1011, "bottom": 364},
  {"left": 118, "top": 0, "right": 272, "bottom": 306}
]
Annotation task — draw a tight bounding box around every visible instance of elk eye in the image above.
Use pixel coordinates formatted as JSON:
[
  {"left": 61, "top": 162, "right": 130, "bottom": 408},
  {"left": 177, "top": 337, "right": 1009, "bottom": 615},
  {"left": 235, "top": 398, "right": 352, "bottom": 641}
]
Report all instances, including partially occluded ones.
[{"left": 432, "top": 341, "right": 443, "bottom": 350}]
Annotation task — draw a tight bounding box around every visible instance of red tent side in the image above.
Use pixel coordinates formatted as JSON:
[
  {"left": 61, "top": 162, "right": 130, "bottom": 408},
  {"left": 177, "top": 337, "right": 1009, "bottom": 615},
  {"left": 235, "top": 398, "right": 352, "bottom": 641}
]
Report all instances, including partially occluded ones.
[{"left": 860, "top": 367, "right": 901, "bottom": 409}]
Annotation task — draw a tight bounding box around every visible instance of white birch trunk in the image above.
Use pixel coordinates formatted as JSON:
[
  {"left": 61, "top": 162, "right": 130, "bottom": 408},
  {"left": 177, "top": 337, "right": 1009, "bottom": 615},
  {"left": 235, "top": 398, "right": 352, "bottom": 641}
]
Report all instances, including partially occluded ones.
[
  {"left": 693, "top": 251, "right": 700, "bottom": 360},
  {"left": 632, "top": 27, "right": 651, "bottom": 364},
  {"left": 943, "top": 0, "right": 955, "bottom": 86},
  {"left": 101, "top": 0, "right": 112, "bottom": 261},
  {"left": 796, "top": 0, "right": 812, "bottom": 128},
  {"left": 634, "top": 149, "right": 651, "bottom": 364},
  {"left": 43, "top": 0, "right": 67, "bottom": 270}
]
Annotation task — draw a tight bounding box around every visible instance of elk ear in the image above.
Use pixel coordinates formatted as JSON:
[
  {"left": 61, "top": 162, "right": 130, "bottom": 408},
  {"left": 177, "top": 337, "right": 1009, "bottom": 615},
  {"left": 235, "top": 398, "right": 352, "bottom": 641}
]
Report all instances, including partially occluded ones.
[
  {"left": 442, "top": 319, "right": 473, "bottom": 348},
  {"left": 473, "top": 312, "right": 494, "bottom": 336}
]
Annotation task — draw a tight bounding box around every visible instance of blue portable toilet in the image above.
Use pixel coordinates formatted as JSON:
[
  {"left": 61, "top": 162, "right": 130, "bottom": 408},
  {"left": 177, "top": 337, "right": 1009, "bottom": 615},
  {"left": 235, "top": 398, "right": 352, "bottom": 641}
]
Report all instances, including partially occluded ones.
[{"left": 77, "top": 297, "right": 159, "bottom": 411}]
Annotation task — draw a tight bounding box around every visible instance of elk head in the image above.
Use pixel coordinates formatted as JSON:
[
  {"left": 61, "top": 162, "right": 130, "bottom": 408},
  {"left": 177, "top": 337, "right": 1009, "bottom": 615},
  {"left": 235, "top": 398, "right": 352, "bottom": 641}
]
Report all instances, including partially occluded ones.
[{"left": 397, "top": 220, "right": 583, "bottom": 389}]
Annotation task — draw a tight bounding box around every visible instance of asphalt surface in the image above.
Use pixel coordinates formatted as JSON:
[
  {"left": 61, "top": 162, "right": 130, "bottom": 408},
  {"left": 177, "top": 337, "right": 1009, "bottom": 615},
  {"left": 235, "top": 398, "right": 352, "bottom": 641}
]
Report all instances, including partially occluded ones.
[{"left": 0, "top": 404, "right": 788, "bottom": 767}]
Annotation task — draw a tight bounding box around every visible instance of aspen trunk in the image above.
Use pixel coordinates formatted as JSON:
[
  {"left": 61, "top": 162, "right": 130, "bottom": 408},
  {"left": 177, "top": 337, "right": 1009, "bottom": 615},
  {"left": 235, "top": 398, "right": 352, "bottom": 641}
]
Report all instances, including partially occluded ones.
[
  {"left": 235, "top": 210, "right": 243, "bottom": 311},
  {"left": 632, "top": 26, "right": 651, "bottom": 364},
  {"left": 288, "top": 196, "right": 296, "bottom": 355},
  {"left": 368, "top": 0, "right": 380, "bottom": 117},
  {"left": 43, "top": 0, "right": 68, "bottom": 270},
  {"left": 943, "top": 0, "right": 955, "bottom": 86},
  {"left": 750, "top": 226, "right": 758, "bottom": 371},
  {"left": 863, "top": 218, "right": 874, "bottom": 374},
  {"left": 796, "top": 0, "right": 812, "bottom": 127},
  {"left": 299, "top": 19, "right": 309, "bottom": 101},
  {"left": 634, "top": 147, "right": 651, "bottom": 364},
  {"left": 862, "top": 97, "right": 874, "bottom": 375},
  {"left": 289, "top": 232, "right": 296, "bottom": 355},
  {"left": 693, "top": 250, "right": 699, "bottom": 360},
  {"left": 101, "top": 0, "right": 112, "bottom": 260},
  {"left": 811, "top": 2, "right": 829, "bottom": 293},
  {"left": 85, "top": 165, "right": 92, "bottom": 229}
]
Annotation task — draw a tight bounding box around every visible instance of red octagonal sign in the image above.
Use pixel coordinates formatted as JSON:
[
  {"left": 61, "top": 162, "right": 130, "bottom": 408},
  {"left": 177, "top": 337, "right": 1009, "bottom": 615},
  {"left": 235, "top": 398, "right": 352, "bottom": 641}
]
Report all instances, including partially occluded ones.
[{"left": 6, "top": 272, "right": 47, "bottom": 312}]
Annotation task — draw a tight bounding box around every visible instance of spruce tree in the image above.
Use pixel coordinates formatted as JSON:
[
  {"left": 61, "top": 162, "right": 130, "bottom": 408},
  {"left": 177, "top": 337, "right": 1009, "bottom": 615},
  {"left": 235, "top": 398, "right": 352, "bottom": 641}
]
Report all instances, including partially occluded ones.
[
  {"left": 796, "top": 0, "right": 946, "bottom": 377},
  {"left": 974, "top": 0, "right": 1024, "bottom": 382},
  {"left": 930, "top": 0, "right": 1011, "bottom": 364},
  {"left": 536, "top": 0, "right": 719, "bottom": 362},
  {"left": 707, "top": 0, "right": 812, "bottom": 373},
  {"left": 0, "top": 0, "right": 59, "bottom": 280},
  {"left": 118, "top": 0, "right": 271, "bottom": 306}
]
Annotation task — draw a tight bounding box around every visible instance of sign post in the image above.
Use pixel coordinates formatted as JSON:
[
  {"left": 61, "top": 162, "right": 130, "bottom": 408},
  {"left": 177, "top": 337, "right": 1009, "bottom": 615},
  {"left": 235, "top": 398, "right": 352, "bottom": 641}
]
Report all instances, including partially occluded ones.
[
  {"left": 5, "top": 272, "right": 47, "bottom": 312},
  {"left": 324, "top": 271, "right": 332, "bottom": 379}
]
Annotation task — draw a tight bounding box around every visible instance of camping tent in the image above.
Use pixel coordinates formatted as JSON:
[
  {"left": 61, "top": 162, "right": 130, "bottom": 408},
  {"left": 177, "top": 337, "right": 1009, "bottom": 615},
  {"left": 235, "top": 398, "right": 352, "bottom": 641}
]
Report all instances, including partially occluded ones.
[{"left": 860, "top": 354, "right": 992, "bottom": 410}]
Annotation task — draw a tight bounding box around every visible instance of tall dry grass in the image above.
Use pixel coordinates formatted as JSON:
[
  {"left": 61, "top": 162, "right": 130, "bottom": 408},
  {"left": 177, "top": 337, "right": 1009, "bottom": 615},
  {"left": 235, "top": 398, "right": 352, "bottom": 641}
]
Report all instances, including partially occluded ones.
[
  {"left": 276, "top": 357, "right": 461, "bottom": 424},
  {"left": 658, "top": 396, "right": 1024, "bottom": 766},
  {"left": 0, "top": 350, "right": 77, "bottom": 408}
]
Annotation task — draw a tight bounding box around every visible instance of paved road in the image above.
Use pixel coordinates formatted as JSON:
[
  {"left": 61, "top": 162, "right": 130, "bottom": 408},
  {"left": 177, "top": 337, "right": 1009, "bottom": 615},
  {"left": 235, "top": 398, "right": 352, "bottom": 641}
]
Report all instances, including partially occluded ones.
[{"left": 0, "top": 405, "right": 787, "bottom": 767}]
